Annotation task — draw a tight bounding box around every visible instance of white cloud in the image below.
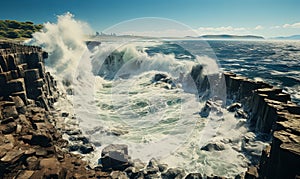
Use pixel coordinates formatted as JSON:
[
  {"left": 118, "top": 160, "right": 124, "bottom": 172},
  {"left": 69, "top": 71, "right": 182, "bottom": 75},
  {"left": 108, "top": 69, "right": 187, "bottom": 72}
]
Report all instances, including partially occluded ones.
[
  {"left": 270, "top": 26, "right": 281, "bottom": 29},
  {"left": 198, "top": 26, "right": 246, "bottom": 32},
  {"left": 196, "top": 26, "right": 249, "bottom": 35},
  {"left": 282, "top": 22, "right": 300, "bottom": 28},
  {"left": 254, "top": 25, "right": 264, "bottom": 30}
]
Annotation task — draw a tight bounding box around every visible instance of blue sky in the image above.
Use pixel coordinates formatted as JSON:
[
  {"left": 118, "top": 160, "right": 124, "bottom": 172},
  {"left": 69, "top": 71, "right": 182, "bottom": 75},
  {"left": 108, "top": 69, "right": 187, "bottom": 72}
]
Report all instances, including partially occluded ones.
[{"left": 0, "top": 0, "right": 300, "bottom": 37}]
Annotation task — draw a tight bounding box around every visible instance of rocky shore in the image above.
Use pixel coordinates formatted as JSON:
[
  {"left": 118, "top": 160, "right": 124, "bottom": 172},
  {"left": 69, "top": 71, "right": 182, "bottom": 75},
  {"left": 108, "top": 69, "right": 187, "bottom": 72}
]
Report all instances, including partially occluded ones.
[
  {"left": 223, "top": 72, "right": 300, "bottom": 179},
  {"left": 0, "top": 42, "right": 110, "bottom": 178},
  {"left": 0, "top": 42, "right": 299, "bottom": 178}
]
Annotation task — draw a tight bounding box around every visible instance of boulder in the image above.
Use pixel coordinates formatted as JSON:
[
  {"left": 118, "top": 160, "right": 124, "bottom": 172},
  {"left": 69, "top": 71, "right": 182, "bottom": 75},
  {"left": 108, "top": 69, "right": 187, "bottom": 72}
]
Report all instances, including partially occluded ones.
[
  {"left": 26, "top": 156, "right": 39, "bottom": 170},
  {"left": 39, "top": 157, "right": 62, "bottom": 178},
  {"left": 162, "top": 167, "right": 186, "bottom": 179},
  {"left": 0, "top": 121, "right": 17, "bottom": 134},
  {"left": 153, "top": 73, "right": 168, "bottom": 82},
  {"left": 2, "top": 105, "right": 18, "bottom": 119},
  {"left": 0, "top": 149, "right": 25, "bottom": 164},
  {"left": 201, "top": 142, "right": 225, "bottom": 151},
  {"left": 100, "top": 144, "right": 131, "bottom": 171},
  {"left": 30, "top": 133, "right": 52, "bottom": 147},
  {"left": 185, "top": 173, "right": 203, "bottom": 179},
  {"left": 227, "top": 102, "right": 241, "bottom": 112}
]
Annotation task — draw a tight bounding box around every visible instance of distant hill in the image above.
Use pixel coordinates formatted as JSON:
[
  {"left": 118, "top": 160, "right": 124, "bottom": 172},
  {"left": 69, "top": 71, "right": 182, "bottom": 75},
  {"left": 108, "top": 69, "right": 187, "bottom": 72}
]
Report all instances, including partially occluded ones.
[
  {"left": 200, "top": 34, "right": 264, "bottom": 39},
  {"left": 273, "top": 35, "right": 300, "bottom": 40},
  {"left": 0, "top": 20, "right": 43, "bottom": 39}
]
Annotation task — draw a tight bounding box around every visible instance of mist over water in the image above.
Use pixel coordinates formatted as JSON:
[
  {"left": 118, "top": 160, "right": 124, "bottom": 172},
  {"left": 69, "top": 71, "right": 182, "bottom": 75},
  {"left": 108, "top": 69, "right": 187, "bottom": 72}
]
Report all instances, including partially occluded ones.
[{"left": 28, "top": 13, "right": 300, "bottom": 177}]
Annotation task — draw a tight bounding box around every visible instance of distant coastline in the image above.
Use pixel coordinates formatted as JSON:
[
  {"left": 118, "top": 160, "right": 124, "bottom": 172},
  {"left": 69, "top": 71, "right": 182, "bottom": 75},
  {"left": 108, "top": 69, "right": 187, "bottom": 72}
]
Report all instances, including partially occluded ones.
[{"left": 199, "top": 34, "right": 264, "bottom": 40}]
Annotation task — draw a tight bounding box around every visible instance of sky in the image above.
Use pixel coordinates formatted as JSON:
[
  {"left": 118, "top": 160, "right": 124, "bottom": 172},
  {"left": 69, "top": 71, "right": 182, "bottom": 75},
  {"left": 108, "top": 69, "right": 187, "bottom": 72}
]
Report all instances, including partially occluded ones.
[{"left": 0, "top": 0, "right": 300, "bottom": 37}]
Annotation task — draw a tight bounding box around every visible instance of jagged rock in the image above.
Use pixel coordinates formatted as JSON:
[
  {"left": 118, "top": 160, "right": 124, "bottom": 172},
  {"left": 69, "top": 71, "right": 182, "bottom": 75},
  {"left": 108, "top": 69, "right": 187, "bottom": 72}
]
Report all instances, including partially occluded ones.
[
  {"left": 235, "top": 109, "right": 248, "bottom": 119},
  {"left": 0, "top": 121, "right": 17, "bottom": 134},
  {"left": 201, "top": 142, "right": 225, "bottom": 151},
  {"left": 199, "top": 100, "right": 223, "bottom": 117},
  {"left": 100, "top": 144, "right": 131, "bottom": 171},
  {"left": 11, "top": 96, "right": 26, "bottom": 114},
  {"left": 152, "top": 73, "right": 177, "bottom": 89},
  {"left": 2, "top": 105, "right": 18, "bottom": 119},
  {"left": 227, "top": 102, "right": 242, "bottom": 112},
  {"left": 185, "top": 173, "right": 203, "bottom": 179},
  {"left": 162, "top": 167, "right": 186, "bottom": 179},
  {"left": 0, "top": 149, "right": 25, "bottom": 164}
]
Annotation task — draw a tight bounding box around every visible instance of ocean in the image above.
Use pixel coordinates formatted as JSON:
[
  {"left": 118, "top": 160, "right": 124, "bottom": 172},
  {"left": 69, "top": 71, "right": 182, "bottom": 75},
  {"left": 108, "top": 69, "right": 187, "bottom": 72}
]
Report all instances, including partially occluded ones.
[{"left": 29, "top": 15, "right": 300, "bottom": 178}]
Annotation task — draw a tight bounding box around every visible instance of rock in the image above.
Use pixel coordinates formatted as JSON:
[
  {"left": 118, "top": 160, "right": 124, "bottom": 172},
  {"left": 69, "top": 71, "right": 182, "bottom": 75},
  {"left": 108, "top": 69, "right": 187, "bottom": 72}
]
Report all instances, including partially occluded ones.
[
  {"left": 111, "top": 171, "right": 129, "bottom": 179},
  {"left": 0, "top": 122, "right": 17, "bottom": 134},
  {"left": 201, "top": 142, "right": 225, "bottom": 151},
  {"left": 80, "top": 144, "right": 94, "bottom": 154},
  {"left": 0, "top": 149, "right": 24, "bottom": 164},
  {"left": 153, "top": 73, "right": 168, "bottom": 82},
  {"left": 185, "top": 173, "right": 203, "bottom": 179},
  {"left": 158, "top": 163, "right": 168, "bottom": 173},
  {"left": 15, "top": 170, "right": 35, "bottom": 179},
  {"left": 227, "top": 102, "right": 242, "bottom": 112},
  {"left": 100, "top": 144, "right": 131, "bottom": 171},
  {"left": 61, "top": 112, "right": 69, "bottom": 117},
  {"left": 35, "top": 148, "right": 48, "bottom": 157},
  {"left": 0, "top": 117, "right": 14, "bottom": 124},
  {"left": 65, "top": 129, "right": 81, "bottom": 135},
  {"left": 199, "top": 100, "right": 222, "bottom": 117},
  {"left": 245, "top": 166, "right": 259, "bottom": 179},
  {"left": 39, "top": 157, "right": 62, "bottom": 178},
  {"left": 69, "top": 135, "right": 89, "bottom": 144},
  {"left": 2, "top": 105, "right": 18, "bottom": 119},
  {"left": 152, "top": 73, "right": 177, "bottom": 89},
  {"left": 30, "top": 133, "right": 52, "bottom": 147},
  {"left": 190, "top": 64, "right": 209, "bottom": 94},
  {"left": 11, "top": 96, "right": 26, "bottom": 114},
  {"left": 26, "top": 156, "right": 39, "bottom": 170},
  {"left": 162, "top": 167, "right": 186, "bottom": 179},
  {"left": 132, "top": 159, "right": 146, "bottom": 171},
  {"left": 124, "top": 166, "right": 139, "bottom": 178},
  {"left": 235, "top": 109, "right": 248, "bottom": 119}
]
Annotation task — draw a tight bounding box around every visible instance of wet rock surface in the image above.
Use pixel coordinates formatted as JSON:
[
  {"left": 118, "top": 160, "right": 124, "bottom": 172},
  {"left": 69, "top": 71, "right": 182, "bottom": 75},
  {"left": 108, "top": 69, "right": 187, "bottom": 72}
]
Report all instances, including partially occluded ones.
[
  {"left": 224, "top": 72, "right": 300, "bottom": 179},
  {"left": 0, "top": 42, "right": 111, "bottom": 178}
]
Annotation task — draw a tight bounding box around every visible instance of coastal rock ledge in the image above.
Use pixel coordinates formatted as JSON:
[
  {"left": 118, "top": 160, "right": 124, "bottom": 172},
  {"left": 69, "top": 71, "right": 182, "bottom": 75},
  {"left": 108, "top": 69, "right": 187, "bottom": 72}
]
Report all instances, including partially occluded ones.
[
  {"left": 223, "top": 72, "right": 300, "bottom": 179},
  {"left": 0, "top": 42, "right": 110, "bottom": 178}
]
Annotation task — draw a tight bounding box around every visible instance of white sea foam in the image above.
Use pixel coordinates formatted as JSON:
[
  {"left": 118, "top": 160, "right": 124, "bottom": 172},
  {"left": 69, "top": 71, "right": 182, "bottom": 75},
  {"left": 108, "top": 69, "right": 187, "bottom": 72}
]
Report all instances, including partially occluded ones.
[{"left": 28, "top": 13, "right": 270, "bottom": 178}]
